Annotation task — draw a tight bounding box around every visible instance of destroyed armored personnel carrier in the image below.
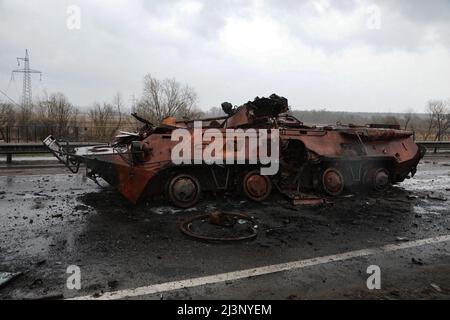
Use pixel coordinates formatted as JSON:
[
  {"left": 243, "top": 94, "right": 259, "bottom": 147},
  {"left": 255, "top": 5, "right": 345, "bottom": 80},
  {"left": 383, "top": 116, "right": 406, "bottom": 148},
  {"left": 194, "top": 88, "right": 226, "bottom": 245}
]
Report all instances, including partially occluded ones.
[{"left": 44, "top": 94, "right": 425, "bottom": 207}]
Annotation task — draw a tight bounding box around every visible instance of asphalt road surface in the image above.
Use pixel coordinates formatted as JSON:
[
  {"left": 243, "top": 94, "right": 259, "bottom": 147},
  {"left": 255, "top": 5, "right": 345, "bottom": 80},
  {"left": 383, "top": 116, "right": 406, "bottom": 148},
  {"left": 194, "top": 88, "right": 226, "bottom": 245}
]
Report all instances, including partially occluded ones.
[{"left": 0, "top": 156, "right": 449, "bottom": 300}]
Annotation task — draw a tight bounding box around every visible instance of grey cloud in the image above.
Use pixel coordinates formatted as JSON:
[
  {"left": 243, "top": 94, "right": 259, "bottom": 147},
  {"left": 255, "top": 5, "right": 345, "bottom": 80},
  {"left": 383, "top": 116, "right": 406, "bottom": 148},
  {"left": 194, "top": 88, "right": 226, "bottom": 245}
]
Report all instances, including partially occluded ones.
[
  {"left": 0, "top": 0, "right": 449, "bottom": 112},
  {"left": 139, "top": 0, "right": 254, "bottom": 40},
  {"left": 381, "top": 0, "right": 450, "bottom": 24},
  {"left": 252, "top": 0, "right": 450, "bottom": 52}
]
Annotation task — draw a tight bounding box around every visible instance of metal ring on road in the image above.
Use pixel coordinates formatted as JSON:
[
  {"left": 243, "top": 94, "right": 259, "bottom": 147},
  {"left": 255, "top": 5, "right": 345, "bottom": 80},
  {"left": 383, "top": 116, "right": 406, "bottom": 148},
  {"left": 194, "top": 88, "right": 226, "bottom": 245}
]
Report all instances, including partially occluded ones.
[{"left": 179, "top": 212, "right": 258, "bottom": 242}]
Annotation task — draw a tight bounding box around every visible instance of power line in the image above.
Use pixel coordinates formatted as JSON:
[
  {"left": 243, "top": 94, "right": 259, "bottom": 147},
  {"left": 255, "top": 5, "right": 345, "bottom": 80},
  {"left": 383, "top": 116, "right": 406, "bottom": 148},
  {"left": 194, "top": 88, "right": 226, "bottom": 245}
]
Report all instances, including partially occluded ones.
[{"left": 0, "top": 88, "right": 20, "bottom": 106}]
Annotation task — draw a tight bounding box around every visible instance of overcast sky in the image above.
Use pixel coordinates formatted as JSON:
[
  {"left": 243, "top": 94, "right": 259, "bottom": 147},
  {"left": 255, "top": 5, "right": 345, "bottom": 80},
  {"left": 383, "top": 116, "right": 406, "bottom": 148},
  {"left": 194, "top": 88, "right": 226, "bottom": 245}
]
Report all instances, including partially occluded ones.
[{"left": 1, "top": 0, "right": 450, "bottom": 113}]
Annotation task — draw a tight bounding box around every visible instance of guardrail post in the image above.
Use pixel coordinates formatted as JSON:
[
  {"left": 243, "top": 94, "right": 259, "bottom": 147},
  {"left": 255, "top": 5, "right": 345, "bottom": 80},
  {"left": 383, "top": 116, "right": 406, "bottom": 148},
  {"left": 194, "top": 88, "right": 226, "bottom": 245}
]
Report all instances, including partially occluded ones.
[{"left": 6, "top": 153, "right": 12, "bottom": 164}]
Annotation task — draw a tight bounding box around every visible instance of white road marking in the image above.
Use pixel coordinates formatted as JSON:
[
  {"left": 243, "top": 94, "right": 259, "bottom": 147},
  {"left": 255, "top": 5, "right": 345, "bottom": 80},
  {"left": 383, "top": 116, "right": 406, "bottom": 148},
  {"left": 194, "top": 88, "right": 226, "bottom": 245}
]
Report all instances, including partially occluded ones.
[{"left": 69, "top": 234, "right": 450, "bottom": 300}]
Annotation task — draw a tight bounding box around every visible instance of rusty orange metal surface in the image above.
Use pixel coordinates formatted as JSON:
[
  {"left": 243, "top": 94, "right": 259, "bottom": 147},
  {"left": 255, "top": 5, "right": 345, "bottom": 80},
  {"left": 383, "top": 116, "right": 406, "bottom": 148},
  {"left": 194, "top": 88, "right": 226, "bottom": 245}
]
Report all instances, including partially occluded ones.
[{"left": 44, "top": 94, "right": 425, "bottom": 207}]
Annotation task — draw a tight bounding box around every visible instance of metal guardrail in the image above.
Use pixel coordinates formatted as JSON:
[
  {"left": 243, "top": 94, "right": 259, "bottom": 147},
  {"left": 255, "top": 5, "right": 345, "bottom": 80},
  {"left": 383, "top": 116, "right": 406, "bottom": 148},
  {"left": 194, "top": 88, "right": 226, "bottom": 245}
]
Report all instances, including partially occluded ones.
[
  {"left": 416, "top": 141, "right": 450, "bottom": 150},
  {"left": 0, "top": 125, "right": 137, "bottom": 143},
  {"left": 0, "top": 142, "right": 103, "bottom": 164},
  {"left": 0, "top": 141, "right": 448, "bottom": 165}
]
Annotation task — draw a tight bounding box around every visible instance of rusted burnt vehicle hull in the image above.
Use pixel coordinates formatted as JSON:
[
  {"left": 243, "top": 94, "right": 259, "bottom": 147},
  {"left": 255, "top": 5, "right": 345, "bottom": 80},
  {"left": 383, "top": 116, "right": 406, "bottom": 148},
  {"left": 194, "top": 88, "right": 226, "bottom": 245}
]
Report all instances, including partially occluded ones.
[
  {"left": 278, "top": 128, "right": 424, "bottom": 197},
  {"left": 44, "top": 94, "right": 425, "bottom": 207}
]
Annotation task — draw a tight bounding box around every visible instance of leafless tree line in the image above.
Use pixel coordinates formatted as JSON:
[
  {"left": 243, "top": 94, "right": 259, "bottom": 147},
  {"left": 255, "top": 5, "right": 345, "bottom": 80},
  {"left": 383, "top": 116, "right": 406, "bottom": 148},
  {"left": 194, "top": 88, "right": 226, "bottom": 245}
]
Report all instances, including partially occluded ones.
[
  {"left": 0, "top": 74, "right": 202, "bottom": 142},
  {"left": 0, "top": 92, "right": 124, "bottom": 142},
  {"left": 1, "top": 73, "right": 449, "bottom": 142},
  {"left": 291, "top": 100, "right": 450, "bottom": 141}
]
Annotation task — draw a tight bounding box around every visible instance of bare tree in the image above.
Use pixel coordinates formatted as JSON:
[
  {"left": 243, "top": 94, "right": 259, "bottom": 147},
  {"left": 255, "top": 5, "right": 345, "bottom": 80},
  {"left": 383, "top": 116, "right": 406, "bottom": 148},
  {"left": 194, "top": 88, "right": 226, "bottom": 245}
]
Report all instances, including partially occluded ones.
[
  {"left": 38, "top": 93, "right": 76, "bottom": 126},
  {"left": 0, "top": 102, "right": 16, "bottom": 141},
  {"left": 70, "top": 107, "right": 80, "bottom": 127},
  {"left": 403, "top": 108, "right": 414, "bottom": 130},
  {"left": 89, "top": 103, "right": 115, "bottom": 140},
  {"left": 88, "top": 93, "right": 123, "bottom": 141},
  {"left": 424, "top": 100, "right": 450, "bottom": 142},
  {"left": 0, "top": 103, "right": 16, "bottom": 127},
  {"left": 17, "top": 104, "right": 34, "bottom": 126},
  {"left": 423, "top": 108, "right": 435, "bottom": 141},
  {"left": 136, "top": 75, "right": 197, "bottom": 123},
  {"left": 112, "top": 92, "right": 123, "bottom": 129},
  {"left": 36, "top": 93, "right": 78, "bottom": 139}
]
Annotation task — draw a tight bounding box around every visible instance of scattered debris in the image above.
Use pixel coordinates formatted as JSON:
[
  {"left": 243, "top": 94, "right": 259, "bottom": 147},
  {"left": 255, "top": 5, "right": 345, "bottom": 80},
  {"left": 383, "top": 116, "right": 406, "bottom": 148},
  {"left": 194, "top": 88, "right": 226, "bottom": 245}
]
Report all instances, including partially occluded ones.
[
  {"left": 0, "top": 272, "right": 22, "bottom": 288},
  {"left": 107, "top": 280, "right": 119, "bottom": 289},
  {"left": 390, "top": 290, "right": 400, "bottom": 297},
  {"left": 74, "top": 204, "right": 89, "bottom": 211},
  {"left": 430, "top": 283, "right": 442, "bottom": 292},
  {"left": 284, "top": 191, "right": 329, "bottom": 206},
  {"left": 33, "top": 192, "right": 48, "bottom": 197},
  {"left": 179, "top": 211, "right": 258, "bottom": 242},
  {"left": 151, "top": 206, "right": 183, "bottom": 215},
  {"left": 427, "top": 192, "right": 447, "bottom": 201},
  {"left": 396, "top": 237, "right": 410, "bottom": 242},
  {"left": 29, "top": 278, "right": 44, "bottom": 289}
]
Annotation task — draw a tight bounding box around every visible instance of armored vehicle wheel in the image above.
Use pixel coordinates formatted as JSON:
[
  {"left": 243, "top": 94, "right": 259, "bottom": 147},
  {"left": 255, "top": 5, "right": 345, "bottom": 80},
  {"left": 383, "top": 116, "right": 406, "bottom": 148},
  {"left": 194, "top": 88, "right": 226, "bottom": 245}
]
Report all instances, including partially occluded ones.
[
  {"left": 242, "top": 170, "right": 272, "bottom": 202},
  {"left": 167, "top": 174, "right": 201, "bottom": 208},
  {"left": 321, "top": 168, "right": 344, "bottom": 196},
  {"left": 363, "top": 167, "right": 390, "bottom": 191},
  {"left": 372, "top": 168, "right": 390, "bottom": 191}
]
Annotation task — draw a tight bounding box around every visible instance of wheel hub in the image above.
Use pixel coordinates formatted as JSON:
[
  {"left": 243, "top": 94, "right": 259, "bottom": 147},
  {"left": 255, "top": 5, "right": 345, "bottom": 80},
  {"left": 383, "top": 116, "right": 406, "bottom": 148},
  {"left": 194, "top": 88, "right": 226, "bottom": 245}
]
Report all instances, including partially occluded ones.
[
  {"left": 245, "top": 175, "right": 269, "bottom": 198},
  {"left": 322, "top": 168, "right": 344, "bottom": 195},
  {"left": 373, "top": 169, "right": 389, "bottom": 191},
  {"left": 242, "top": 171, "right": 272, "bottom": 201},
  {"left": 171, "top": 177, "right": 197, "bottom": 203}
]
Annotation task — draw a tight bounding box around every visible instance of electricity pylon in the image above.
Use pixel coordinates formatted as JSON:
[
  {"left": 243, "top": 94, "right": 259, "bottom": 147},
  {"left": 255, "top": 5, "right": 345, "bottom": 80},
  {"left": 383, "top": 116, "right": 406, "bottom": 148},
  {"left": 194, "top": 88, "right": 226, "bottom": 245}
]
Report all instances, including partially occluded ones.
[{"left": 12, "top": 49, "right": 42, "bottom": 112}]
